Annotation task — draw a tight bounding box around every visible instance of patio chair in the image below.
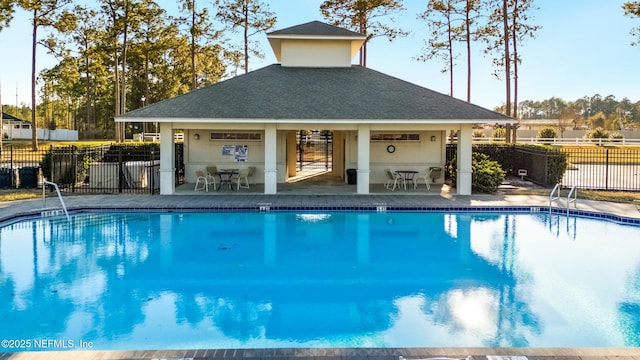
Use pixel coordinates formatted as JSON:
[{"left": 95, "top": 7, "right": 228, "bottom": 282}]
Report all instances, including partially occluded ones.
[
  {"left": 233, "top": 168, "right": 251, "bottom": 190},
  {"left": 205, "top": 166, "right": 219, "bottom": 190},
  {"left": 413, "top": 169, "right": 431, "bottom": 190},
  {"left": 194, "top": 170, "right": 215, "bottom": 192},
  {"left": 384, "top": 168, "right": 405, "bottom": 191}
]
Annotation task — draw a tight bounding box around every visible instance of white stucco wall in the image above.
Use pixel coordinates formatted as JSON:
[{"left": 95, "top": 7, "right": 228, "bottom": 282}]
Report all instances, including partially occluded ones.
[
  {"left": 184, "top": 129, "right": 267, "bottom": 184},
  {"left": 345, "top": 130, "right": 447, "bottom": 184},
  {"left": 281, "top": 39, "right": 353, "bottom": 67}
]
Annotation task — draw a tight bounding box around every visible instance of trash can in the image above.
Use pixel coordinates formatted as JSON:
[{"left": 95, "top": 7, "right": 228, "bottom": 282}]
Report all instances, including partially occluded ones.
[
  {"left": 346, "top": 168, "right": 357, "bottom": 184},
  {"left": 18, "top": 166, "right": 40, "bottom": 188},
  {"left": 429, "top": 167, "right": 443, "bottom": 183},
  {"left": 0, "top": 168, "right": 13, "bottom": 188}
]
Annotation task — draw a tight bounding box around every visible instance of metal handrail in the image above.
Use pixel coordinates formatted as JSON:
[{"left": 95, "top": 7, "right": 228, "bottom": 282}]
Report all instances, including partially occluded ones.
[
  {"left": 549, "top": 183, "right": 560, "bottom": 209},
  {"left": 42, "top": 179, "right": 70, "bottom": 222},
  {"left": 566, "top": 186, "right": 577, "bottom": 214}
]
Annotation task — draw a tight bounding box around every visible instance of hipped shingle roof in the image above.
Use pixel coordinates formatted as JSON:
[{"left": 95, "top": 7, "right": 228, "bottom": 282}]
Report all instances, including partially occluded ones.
[{"left": 122, "top": 65, "right": 511, "bottom": 122}]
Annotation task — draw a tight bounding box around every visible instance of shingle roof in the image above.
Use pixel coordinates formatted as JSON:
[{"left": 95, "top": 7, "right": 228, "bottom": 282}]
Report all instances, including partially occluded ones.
[
  {"left": 267, "top": 20, "right": 364, "bottom": 37},
  {"left": 122, "top": 65, "right": 511, "bottom": 121},
  {"left": 1, "top": 112, "right": 28, "bottom": 122}
]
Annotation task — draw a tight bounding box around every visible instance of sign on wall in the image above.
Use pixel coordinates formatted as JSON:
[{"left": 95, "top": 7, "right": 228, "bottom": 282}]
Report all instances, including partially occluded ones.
[{"left": 221, "top": 145, "right": 248, "bottom": 162}]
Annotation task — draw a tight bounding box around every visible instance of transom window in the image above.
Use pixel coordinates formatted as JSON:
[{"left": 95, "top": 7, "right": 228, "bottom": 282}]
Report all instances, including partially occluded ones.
[
  {"left": 210, "top": 132, "right": 262, "bottom": 141},
  {"left": 371, "top": 133, "right": 420, "bottom": 141}
]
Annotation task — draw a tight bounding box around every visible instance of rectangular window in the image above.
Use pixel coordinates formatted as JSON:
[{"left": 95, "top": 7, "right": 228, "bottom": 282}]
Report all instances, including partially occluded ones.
[
  {"left": 370, "top": 133, "right": 420, "bottom": 141},
  {"left": 210, "top": 132, "right": 262, "bottom": 141}
]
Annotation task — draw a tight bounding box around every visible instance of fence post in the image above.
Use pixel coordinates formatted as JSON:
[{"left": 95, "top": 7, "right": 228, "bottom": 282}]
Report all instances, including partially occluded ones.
[
  {"left": 605, "top": 148, "right": 609, "bottom": 190},
  {"left": 150, "top": 149, "right": 155, "bottom": 195},
  {"left": 72, "top": 145, "right": 78, "bottom": 193},
  {"left": 118, "top": 147, "right": 123, "bottom": 193},
  {"left": 10, "top": 146, "right": 14, "bottom": 187}
]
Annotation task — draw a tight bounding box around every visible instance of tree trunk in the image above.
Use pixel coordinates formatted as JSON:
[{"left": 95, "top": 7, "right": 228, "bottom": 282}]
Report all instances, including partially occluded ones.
[
  {"left": 190, "top": 0, "right": 197, "bottom": 89},
  {"left": 502, "top": 0, "right": 511, "bottom": 118},
  {"left": 465, "top": 1, "right": 471, "bottom": 102},
  {"left": 512, "top": 0, "right": 519, "bottom": 121},
  {"left": 502, "top": 0, "right": 512, "bottom": 142},
  {"left": 30, "top": 9, "right": 39, "bottom": 150},
  {"left": 243, "top": 0, "right": 249, "bottom": 73},
  {"left": 447, "top": 12, "right": 453, "bottom": 97}
]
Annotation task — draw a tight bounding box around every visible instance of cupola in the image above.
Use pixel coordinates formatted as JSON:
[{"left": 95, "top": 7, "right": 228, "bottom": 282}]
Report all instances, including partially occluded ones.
[{"left": 267, "top": 21, "right": 366, "bottom": 68}]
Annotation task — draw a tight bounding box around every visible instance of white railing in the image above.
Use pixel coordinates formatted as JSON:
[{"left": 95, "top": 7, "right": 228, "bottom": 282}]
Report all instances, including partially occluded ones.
[
  {"left": 549, "top": 183, "right": 561, "bottom": 210},
  {"left": 42, "top": 179, "right": 70, "bottom": 222},
  {"left": 566, "top": 186, "right": 577, "bottom": 214},
  {"left": 549, "top": 183, "right": 577, "bottom": 214}
]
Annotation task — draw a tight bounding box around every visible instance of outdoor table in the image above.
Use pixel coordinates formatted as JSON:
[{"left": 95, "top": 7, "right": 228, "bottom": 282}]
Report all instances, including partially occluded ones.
[
  {"left": 395, "top": 170, "right": 418, "bottom": 190},
  {"left": 217, "top": 169, "right": 239, "bottom": 190}
]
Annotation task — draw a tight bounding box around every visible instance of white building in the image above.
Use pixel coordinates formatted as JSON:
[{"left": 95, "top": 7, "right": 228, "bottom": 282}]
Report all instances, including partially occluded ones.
[{"left": 117, "top": 21, "right": 513, "bottom": 195}]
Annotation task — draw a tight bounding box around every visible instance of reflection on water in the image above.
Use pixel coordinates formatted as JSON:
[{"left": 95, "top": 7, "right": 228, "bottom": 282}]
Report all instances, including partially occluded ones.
[{"left": 0, "top": 212, "right": 639, "bottom": 350}]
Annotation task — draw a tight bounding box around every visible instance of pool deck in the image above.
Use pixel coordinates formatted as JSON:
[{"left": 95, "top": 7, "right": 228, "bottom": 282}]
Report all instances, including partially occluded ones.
[
  {"left": 1, "top": 190, "right": 639, "bottom": 224},
  {"left": 1, "top": 191, "right": 639, "bottom": 360}
]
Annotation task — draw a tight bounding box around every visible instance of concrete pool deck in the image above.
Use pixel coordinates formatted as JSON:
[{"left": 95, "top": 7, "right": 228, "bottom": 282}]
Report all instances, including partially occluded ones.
[
  {"left": 1, "top": 191, "right": 639, "bottom": 223},
  {"left": 0, "top": 192, "right": 639, "bottom": 360}
]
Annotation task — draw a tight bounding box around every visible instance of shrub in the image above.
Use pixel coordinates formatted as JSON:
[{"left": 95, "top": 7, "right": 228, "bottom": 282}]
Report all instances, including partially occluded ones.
[
  {"left": 536, "top": 126, "right": 557, "bottom": 140},
  {"left": 609, "top": 132, "right": 624, "bottom": 140},
  {"left": 448, "top": 152, "right": 506, "bottom": 194},
  {"left": 472, "top": 152, "right": 506, "bottom": 193},
  {"left": 585, "top": 127, "right": 609, "bottom": 141},
  {"left": 472, "top": 129, "right": 486, "bottom": 138},
  {"left": 492, "top": 127, "right": 506, "bottom": 139}
]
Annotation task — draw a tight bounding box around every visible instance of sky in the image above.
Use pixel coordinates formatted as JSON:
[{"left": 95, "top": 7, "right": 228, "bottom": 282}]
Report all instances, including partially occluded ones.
[{"left": 1, "top": 0, "right": 639, "bottom": 112}]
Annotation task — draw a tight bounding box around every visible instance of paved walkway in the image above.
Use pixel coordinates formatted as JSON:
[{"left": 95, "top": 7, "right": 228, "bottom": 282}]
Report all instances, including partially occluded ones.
[
  {"left": 1, "top": 191, "right": 639, "bottom": 224},
  {"left": 1, "top": 192, "right": 639, "bottom": 360}
]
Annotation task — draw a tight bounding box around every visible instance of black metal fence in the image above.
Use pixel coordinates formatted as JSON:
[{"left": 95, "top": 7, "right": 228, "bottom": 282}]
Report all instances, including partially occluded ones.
[
  {"left": 559, "top": 147, "right": 640, "bottom": 191},
  {"left": 1, "top": 144, "right": 185, "bottom": 193},
  {"left": 446, "top": 144, "right": 640, "bottom": 191},
  {"left": 0, "top": 146, "right": 47, "bottom": 189}
]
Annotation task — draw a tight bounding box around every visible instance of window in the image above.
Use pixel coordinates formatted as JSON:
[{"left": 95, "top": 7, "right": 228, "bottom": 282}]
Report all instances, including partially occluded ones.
[
  {"left": 210, "top": 132, "right": 262, "bottom": 141},
  {"left": 370, "top": 133, "right": 420, "bottom": 141}
]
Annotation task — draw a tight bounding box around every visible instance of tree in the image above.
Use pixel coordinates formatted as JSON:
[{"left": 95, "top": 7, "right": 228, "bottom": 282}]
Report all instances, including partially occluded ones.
[
  {"left": 623, "top": 1, "right": 640, "bottom": 45},
  {"left": 178, "top": 0, "right": 218, "bottom": 89},
  {"left": 214, "top": 0, "right": 276, "bottom": 74},
  {"left": 320, "top": 0, "right": 407, "bottom": 67},
  {"left": 0, "top": 0, "right": 15, "bottom": 31},
  {"left": 16, "top": 0, "right": 75, "bottom": 150},
  {"left": 416, "top": 0, "right": 463, "bottom": 97},
  {"left": 486, "top": 0, "right": 540, "bottom": 119},
  {"left": 417, "top": 0, "right": 484, "bottom": 101}
]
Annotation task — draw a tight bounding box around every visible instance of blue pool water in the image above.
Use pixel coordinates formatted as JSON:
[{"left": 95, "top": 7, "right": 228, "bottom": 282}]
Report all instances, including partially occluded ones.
[{"left": 0, "top": 211, "right": 639, "bottom": 351}]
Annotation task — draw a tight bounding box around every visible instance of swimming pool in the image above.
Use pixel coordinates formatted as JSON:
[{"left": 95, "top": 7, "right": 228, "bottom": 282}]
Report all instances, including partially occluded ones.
[{"left": 0, "top": 210, "right": 639, "bottom": 351}]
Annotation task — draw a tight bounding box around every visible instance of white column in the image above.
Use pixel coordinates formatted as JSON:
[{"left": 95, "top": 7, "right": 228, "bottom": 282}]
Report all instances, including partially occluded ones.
[
  {"left": 159, "top": 122, "right": 175, "bottom": 195},
  {"left": 456, "top": 124, "right": 473, "bottom": 195},
  {"left": 264, "top": 124, "right": 277, "bottom": 194},
  {"left": 357, "top": 124, "right": 370, "bottom": 194}
]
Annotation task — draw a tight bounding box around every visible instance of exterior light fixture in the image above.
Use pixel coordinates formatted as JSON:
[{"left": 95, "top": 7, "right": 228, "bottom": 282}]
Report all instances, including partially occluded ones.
[
  {"left": 194, "top": 133, "right": 200, "bottom": 140},
  {"left": 430, "top": 135, "right": 437, "bottom": 142}
]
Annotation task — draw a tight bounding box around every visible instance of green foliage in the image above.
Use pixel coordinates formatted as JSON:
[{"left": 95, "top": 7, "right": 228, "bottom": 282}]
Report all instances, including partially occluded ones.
[
  {"left": 215, "top": 0, "right": 277, "bottom": 73},
  {"left": 472, "top": 129, "right": 486, "bottom": 138},
  {"left": 448, "top": 143, "right": 568, "bottom": 186},
  {"left": 622, "top": 2, "right": 640, "bottom": 46},
  {"left": 471, "top": 152, "right": 506, "bottom": 194},
  {"left": 536, "top": 126, "right": 557, "bottom": 139},
  {"left": 0, "top": 0, "right": 15, "bottom": 31},
  {"left": 448, "top": 151, "right": 506, "bottom": 194},
  {"left": 609, "top": 131, "right": 624, "bottom": 140},
  {"left": 492, "top": 127, "right": 506, "bottom": 139},
  {"left": 585, "top": 127, "right": 610, "bottom": 140}
]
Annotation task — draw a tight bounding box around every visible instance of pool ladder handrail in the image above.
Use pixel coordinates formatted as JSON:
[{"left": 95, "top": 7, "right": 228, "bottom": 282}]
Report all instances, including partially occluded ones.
[
  {"left": 566, "top": 185, "right": 577, "bottom": 214},
  {"left": 549, "top": 183, "right": 577, "bottom": 214},
  {"left": 42, "top": 179, "right": 70, "bottom": 222}
]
